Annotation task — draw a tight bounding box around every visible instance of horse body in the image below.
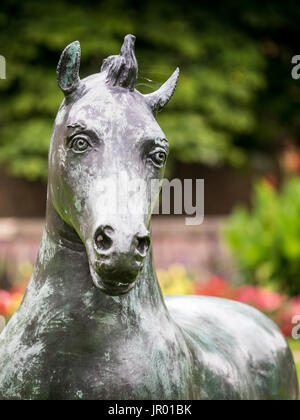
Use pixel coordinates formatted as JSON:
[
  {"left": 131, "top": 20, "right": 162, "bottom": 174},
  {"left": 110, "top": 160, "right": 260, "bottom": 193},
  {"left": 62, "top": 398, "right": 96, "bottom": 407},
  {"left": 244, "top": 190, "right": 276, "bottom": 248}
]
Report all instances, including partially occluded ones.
[
  {"left": 1, "top": 221, "right": 296, "bottom": 400},
  {"left": 0, "top": 220, "right": 195, "bottom": 400},
  {"left": 166, "top": 295, "right": 298, "bottom": 399},
  {"left": 0, "top": 35, "right": 298, "bottom": 400}
]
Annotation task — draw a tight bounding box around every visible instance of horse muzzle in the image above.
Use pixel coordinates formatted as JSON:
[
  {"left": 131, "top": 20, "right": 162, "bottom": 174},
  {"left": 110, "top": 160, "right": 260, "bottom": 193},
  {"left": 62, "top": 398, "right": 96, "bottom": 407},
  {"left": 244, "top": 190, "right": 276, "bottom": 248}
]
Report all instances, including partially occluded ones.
[{"left": 89, "top": 225, "right": 150, "bottom": 295}]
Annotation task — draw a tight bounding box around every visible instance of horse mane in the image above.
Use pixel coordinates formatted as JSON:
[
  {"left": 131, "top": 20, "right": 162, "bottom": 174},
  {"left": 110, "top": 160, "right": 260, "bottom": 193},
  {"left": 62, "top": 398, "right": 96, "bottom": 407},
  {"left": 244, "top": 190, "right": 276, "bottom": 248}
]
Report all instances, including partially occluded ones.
[{"left": 100, "top": 34, "right": 138, "bottom": 92}]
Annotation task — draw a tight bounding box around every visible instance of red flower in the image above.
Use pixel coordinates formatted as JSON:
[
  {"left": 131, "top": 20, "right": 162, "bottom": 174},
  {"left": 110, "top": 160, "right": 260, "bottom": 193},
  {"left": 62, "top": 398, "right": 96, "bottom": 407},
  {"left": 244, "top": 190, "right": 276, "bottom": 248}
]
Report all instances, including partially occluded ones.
[
  {"left": 0, "top": 287, "right": 25, "bottom": 318},
  {"left": 194, "top": 276, "right": 237, "bottom": 300},
  {"left": 0, "top": 290, "right": 11, "bottom": 316}
]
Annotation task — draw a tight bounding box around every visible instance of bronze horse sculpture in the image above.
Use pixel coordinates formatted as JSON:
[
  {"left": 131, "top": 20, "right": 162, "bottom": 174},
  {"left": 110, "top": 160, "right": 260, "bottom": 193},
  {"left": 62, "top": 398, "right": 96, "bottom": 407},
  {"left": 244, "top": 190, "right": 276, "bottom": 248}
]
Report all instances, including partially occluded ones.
[{"left": 0, "top": 35, "right": 298, "bottom": 400}]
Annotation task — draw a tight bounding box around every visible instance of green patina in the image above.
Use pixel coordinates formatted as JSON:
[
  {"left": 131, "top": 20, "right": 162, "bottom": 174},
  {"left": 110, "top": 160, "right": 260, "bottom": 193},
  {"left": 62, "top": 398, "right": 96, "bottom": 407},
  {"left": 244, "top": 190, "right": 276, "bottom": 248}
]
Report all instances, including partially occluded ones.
[
  {"left": 0, "top": 35, "right": 298, "bottom": 401},
  {"left": 59, "top": 42, "right": 80, "bottom": 90}
]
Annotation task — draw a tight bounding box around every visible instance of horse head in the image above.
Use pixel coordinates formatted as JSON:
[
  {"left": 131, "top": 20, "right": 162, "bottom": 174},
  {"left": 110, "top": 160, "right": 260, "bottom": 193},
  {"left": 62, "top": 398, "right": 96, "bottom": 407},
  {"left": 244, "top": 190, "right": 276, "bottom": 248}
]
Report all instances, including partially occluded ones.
[{"left": 49, "top": 34, "right": 179, "bottom": 296}]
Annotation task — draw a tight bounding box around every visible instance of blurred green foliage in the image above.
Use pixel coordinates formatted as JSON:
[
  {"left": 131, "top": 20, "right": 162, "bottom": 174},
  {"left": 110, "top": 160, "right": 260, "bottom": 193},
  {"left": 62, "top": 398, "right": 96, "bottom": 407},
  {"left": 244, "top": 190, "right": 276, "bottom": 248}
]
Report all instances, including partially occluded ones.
[
  {"left": 224, "top": 177, "right": 300, "bottom": 297},
  {"left": 0, "top": 1, "right": 299, "bottom": 180}
]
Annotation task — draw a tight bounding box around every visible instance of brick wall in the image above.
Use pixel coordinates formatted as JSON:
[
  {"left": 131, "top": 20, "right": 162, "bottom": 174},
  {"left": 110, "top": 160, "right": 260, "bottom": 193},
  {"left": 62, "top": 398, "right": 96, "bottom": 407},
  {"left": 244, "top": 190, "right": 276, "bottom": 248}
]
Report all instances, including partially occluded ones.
[
  {"left": 0, "top": 168, "right": 46, "bottom": 217},
  {"left": 0, "top": 216, "right": 235, "bottom": 284},
  {"left": 0, "top": 162, "right": 262, "bottom": 217}
]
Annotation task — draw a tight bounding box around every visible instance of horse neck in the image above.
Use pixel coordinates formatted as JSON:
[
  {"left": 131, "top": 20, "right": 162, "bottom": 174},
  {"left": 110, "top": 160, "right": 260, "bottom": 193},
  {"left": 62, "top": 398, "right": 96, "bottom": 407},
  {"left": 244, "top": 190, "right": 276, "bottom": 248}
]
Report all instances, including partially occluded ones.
[{"left": 30, "top": 200, "right": 171, "bottom": 329}]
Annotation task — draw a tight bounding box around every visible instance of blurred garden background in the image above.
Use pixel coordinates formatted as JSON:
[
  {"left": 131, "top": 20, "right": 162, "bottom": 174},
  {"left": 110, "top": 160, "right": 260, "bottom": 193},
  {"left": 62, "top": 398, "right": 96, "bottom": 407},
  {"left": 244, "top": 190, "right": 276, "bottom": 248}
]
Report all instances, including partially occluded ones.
[{"left": 0, "top": 0, "right": 299, "bottom": 384}]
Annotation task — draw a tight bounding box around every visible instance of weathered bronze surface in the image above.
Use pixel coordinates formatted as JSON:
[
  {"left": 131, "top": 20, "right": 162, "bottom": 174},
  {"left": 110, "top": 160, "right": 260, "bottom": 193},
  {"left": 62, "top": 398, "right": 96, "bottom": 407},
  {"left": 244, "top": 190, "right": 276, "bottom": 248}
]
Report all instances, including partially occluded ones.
[{"left": 0, "top": 35, "right": 298, "bottom": 400}]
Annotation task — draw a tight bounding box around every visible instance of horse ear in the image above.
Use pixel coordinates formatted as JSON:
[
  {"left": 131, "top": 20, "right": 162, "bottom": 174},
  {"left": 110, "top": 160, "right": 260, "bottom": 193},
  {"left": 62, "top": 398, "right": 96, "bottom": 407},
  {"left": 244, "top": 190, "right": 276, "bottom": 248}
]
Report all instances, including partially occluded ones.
[
  {"left": 57, "top": 41, "right": 81, "bottom": 95},
  {"left": 143, "top": 68, "right": 179, "bottom": 112}
]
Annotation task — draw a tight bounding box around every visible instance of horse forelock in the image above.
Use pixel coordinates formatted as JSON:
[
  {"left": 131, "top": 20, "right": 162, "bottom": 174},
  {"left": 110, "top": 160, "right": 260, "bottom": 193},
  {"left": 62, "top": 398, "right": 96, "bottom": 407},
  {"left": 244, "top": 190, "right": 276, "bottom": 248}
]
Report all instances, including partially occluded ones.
[{"left": 100, "top": 34, "right": 138, "bottom": 92}]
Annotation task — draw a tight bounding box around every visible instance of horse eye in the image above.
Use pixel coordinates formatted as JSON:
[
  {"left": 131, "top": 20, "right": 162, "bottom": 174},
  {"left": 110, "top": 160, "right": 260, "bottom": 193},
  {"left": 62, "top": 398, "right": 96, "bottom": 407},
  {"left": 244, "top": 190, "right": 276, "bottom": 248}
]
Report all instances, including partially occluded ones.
[
  {"left": 71, "top": 137, "right": 90, "bottom": 153},
  {"left": 150, "top": 151, "right": 167, "bottom": 167}
]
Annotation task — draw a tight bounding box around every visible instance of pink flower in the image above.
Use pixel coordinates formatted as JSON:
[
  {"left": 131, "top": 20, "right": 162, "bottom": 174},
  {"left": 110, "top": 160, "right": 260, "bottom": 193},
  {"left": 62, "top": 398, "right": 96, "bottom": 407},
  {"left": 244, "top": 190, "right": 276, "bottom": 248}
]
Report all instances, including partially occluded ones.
[
  {"left": 236, "top": 286, "right": 284, "bottom": 312},
  {"left": 276, "top": 297, "right": 300, "bottom": 336}
]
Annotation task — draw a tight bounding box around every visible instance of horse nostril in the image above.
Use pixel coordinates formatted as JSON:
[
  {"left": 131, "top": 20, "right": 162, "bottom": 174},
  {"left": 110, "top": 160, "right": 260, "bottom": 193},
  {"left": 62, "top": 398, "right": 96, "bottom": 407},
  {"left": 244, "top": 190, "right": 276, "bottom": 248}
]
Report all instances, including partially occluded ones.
[
  {"left": 94, "top": 226, "right": 113, "bottom": 252},
  {"left": 136, "top": 235, "right": 150, "bottom": 257}
]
